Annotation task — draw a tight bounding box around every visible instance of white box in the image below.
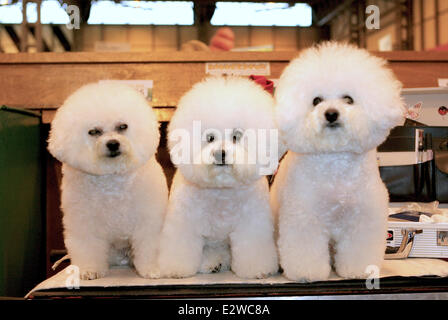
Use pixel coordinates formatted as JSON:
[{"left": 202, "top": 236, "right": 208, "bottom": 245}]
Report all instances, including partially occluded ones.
[
  {"left": 387, "top": 220, "right": 448, "bottom": 258},
  {"left": 402, "top": 87, "right": 448, "bottom": 126}
]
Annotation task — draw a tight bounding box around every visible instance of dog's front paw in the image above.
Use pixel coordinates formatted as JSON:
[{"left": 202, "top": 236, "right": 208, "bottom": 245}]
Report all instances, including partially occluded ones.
[
  {"left": 199, "top": 254, "right": 230, "bottom": 274},
  {"left": 137, "top": 265, "right": 161, "bottom": 279},
  {"left": 334, "top": 254, "right": 383, "bottom": 279},
  {"left": 160, "top": 270, "right": 196, "bottom": 279},
  {"left": 199, "top": 262, "right": 222, "bottom": 274},
  {"left": 249, "top": 271, "right": 274, "bottom": 279},
  {"left": 233, "top": 269, "right": 276, "bottom": 279},
  {"left": 282, "top": 263, "right": 331, "bottom": 282},
  {"left": 335, "top": 263, "right": 373, "bottom": 279},
  {"left": 232, "top": 262, "right": 278, "bottom": 279},
  {"left": 80, "top": 269, "right": 108, "bottom": 280},
  {"left": 159, "top": 264, "right": 198, "bottom": 279}
]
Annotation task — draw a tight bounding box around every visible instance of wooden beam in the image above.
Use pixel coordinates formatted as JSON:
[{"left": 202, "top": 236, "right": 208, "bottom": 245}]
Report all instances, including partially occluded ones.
[
  {"left": 406, "top": 0, "right": 414, "bottom": 50},
  {"left": 420, "top": 0, "right": 424, "bottom": 50},
  {"left": 3, "top": 50, "right": 447, "bottom": 65},
  {"left": 349, "top": 1, "right": 360, "bottom": 46},
  {"left": 194, "top": 1, "right": 216, "bottom": 43},
  {"left": 4, "top": 25, "right": 21, "bottom": 51},
  {"left": 315, "top": 0, "right": 354, "bottom": 27},
  {"left": 29, "top": 26, "right": 49, "bottom": 52},
  {"left": 395, "top": 1, "right": 402, "bottom": 50},
  {"left": 435, "top": 0, "right": 440, "bottom": 46},
  {"left": 51, "top": 25, "right": 72, "bottom": 52}
]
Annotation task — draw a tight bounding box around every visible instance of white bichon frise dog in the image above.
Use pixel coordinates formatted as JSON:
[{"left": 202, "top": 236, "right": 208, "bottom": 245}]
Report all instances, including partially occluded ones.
[
  {"left": 271, "top": 42, "right": 405, "bottom": 281},
  {"left": 158, "top": 77, "right": 279, "bottom": 279},
  {"left": 48, "top": 82, "right": 168, "bottom": 280}
]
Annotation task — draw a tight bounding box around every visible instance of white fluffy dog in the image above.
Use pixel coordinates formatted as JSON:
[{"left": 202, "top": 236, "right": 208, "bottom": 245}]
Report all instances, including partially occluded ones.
[
  {"left": 48, "top": 82, "right": 168, "bottom": 280},
  {"left": 271, "top": 42, "right": 405, "bottom": 281},
  {"left": 158, "top": 77, "right": 279, "bottom": 279}
]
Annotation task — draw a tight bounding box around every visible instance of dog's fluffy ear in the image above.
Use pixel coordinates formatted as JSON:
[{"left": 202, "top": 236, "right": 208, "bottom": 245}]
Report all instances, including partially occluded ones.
[
  {"left": 358, "top": 54, "right": 406, "bottom": 147},
  {"left": 47, "top": 106, "right": 72, "bottom": 163},
  {"left": 378, "top": 89, "right": 406, "bottom": 130},
  {"left": 372, "top": 68, "right": 406, "bottom": 130}
]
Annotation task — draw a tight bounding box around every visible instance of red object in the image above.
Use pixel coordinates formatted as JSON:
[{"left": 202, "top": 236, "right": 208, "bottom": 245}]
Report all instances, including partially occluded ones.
[
  {"left": 210, "top": 27, "right": 235, "bottom": 51},
  {"left": 430, "top": 43, "right": 448, "bottom": 51},
  {"left": 249, "top": 75, "right": 274, "bottom": 95},
  {"left": 439, "top": 106, "right": 447, "bottom": 116}
]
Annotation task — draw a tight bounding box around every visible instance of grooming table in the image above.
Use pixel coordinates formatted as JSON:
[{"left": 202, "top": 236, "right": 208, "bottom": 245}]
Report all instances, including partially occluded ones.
[{"left": 26, "top": 259, "right": 448, "bottom": 299}]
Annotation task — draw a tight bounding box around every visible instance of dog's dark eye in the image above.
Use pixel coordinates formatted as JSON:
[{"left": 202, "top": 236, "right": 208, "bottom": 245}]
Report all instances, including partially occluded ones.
[
  {"left": 88, "top": 128, "right": 103, "bottom": 136},
  {"left": 116, "top": 123, "right": 128, "bottom": 132},
  {"left": 206, "top": 133, "right": 215, "bottom": 143},
  {"left": 232, "top": 129, "right": 243, "bottom": 143},
  {"left": 343, "top": 95, "right": 354, "bottom": 104},
  {"left": 312, "top": 97, "right": 323, "bottom": 106}
]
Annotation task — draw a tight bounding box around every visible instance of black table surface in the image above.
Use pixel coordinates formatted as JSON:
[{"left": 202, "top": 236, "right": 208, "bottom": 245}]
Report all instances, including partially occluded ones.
[{"left": 28, "top": 275, "right": 448, "bottom": 299}]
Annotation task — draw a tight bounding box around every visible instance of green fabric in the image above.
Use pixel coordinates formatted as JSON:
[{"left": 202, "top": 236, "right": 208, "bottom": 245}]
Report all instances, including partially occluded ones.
[{"left": 0, "top": 106, "right": 44, "bottom": 297}]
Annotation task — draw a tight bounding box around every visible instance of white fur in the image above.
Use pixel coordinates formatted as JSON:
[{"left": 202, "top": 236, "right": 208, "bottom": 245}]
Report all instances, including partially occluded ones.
[
  {"left": 48, "top": 82, "right": 168, "bottom": 280},
  {"left": 271, "top": 42, "right": 406, "bottom": 281},
  {"left": 158, "top": 77, "right": 279, "bottom": 279}
]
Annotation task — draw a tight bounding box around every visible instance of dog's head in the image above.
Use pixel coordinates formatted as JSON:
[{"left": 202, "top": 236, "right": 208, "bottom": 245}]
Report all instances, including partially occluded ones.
[
  {"left": 48, "top": 82, "right": 159, "bottom": 175},
  {"left": 276, "top": 42, "right": 406, "bottom": 154},
  {"left": 168, "top": 77, "right": 278, "bottom": 188}
]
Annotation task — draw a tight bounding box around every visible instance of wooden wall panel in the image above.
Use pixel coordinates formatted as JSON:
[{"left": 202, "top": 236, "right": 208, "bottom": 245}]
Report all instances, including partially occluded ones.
[
  {"left": 390, "top": 61, "right": 448, "bottom": 87},
  {"left": 81, "top": 25, "right": 102, "bottom": 51},
  {"left": 423, "top": 0, "right": 436, "bottom": 19},
  {"left": 366, "top": 25, "right": 396, "bottom": 51},
  {"left": 0, "top": 52, "right": 291, "bottom": 111},
  {"left": 413, "top": 0, "right": 448, "bottom": 50},
  {"left": 250, "top": 27, "right": 273, "bottom": 47},
  {"left": 103, "top": 26, "right": 128, "bottom": 43},
  {"left": 297, "top": 27, "right": 321, "bottom": 48},
  {"left": 179, "top": 26, "right": 198, "bottom": 46},
  {"left": 154, "top": 26, "right": 177, "bottom": 51},
  {"left": 1, "top": 24, "right": 321, "bottom": 53},
  {"left": 424, "top": 19, "right": 437, "bottom": 49},
  {"left": 1, "top": 51, "right": 447, "bottom": 123},
  {"left": 413, "top": 22, "right": 422, "bottom": 50},
  {"left": 328, "top": 0, "right": 448, "bottom": 51},
  {"left": 233, "top": 26, "right": 250, "bottom": 48},
  {"left": 128, "top": 26, "right": 152, "bottom": 52},
  {"left": 274, "top": 28, "right": 297, "bottom": 51},
  {"left": 440, "top": 11, "right": 448, "bottom": 45}
]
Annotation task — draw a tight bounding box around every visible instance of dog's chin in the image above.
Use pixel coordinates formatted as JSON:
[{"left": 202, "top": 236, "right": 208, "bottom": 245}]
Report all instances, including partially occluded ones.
[
  {"left": 210, "top": 163, "right": 233, "bottom": 178},
  {"left": 212, "top": 162, "right": 230, "bottom": 168},
  {"left": 93, "top": 152, "right": 140, "bottom": 175},
  {"left": 102, "top": 149, "right": 130, "bottom": 160},
  {"left": 324, "top": 122, "right": 342, "bottom": 129},
  {"left": 106, "top": 150, "right": 122, "bottom": 158},
  {"left": 202, "top": 164, "right": 240, "bottom": 187},
  {"left": 306, "top": 127, "right": 367, "bottom": 154}
]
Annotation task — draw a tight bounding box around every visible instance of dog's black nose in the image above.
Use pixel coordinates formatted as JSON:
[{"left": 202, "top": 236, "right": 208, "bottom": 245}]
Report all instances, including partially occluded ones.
[
  {"left": 325, "top": 109, "right": 339, "bottom": 123},
  {"left": 214, "top": 150, "right": 226, "bottom": 165},
  {"left": 106, "top": 139, "right": 120, "bottom": 152}
]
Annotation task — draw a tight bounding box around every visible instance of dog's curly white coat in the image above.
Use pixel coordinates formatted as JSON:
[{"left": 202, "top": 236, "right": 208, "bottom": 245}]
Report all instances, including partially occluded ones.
[
  {"left": 48, "top": 82, "right": 168, "bottom": 280},
  {"left": 158, "top": 77, "right": 279, "bottom": 279},
  {"left": 271, "top": 42, "right": 406, "bottom": 282}
]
